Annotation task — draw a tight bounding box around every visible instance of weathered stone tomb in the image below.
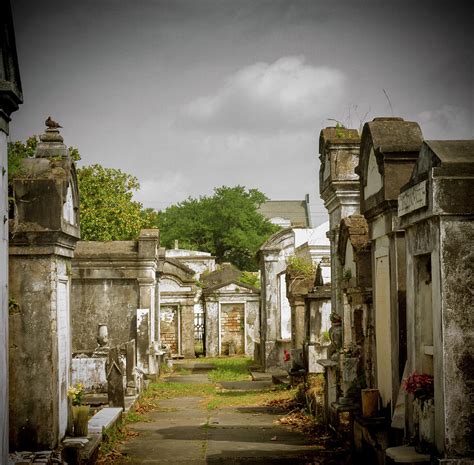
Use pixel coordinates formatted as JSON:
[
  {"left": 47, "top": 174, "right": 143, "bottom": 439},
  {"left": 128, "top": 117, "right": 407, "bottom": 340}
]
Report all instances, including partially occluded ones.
[
  {"left": 202, "top": 263, "right": 260, "bottom": 357},
  {"left": 9, "top": 124, "right": 80, "bottom": 450},
  {"left": 71, "top": 229, "right": 160, "bottom": 375},
  {"left": 398, "top": 140, "right": 474, "bottom": 463}
]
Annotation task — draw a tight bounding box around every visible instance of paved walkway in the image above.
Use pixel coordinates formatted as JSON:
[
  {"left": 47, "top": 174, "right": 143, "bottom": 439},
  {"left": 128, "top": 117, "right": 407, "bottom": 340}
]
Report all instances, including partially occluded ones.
[{"left": 120, "top": 366, "right": 341, "bottom": 464}]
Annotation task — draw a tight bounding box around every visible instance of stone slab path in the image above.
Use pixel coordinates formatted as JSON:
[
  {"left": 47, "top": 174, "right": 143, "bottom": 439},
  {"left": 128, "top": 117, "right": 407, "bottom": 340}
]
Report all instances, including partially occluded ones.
[{"left": 120, "top": 368, "right": 342, "bottom": 464}]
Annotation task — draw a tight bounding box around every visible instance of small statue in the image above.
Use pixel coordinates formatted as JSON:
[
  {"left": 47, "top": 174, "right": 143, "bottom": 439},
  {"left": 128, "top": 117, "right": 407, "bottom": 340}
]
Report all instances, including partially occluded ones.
[{"left": 45, "top": 116, "right": 62, "bottom": 129}]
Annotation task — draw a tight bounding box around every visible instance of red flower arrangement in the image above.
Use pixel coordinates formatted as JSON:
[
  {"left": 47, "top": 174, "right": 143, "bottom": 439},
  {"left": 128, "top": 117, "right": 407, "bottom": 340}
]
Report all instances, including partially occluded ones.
[{"left": 402, "top": 372, "right": 434, "bottom": 399}]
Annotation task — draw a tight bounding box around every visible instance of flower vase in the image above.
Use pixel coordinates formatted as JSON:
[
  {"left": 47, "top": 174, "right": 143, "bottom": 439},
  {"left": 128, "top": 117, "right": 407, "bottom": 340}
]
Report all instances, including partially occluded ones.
[
  {"left": 72, "top": 405, "right": 90, "bottom": 437},
  {"left": 413, "top": 397, "right": 435, "bottom": 454}
]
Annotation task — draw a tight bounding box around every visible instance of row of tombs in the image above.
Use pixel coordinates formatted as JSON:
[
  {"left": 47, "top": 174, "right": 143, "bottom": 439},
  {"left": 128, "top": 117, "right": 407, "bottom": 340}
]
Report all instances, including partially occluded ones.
[
  {"left": 7, "top": 121, "right": 334, "bottom": 451},
  {"left": 7, "top": 118, "right": 474, "bottom": 465},
  {"left": 313, "top": 119, "right": 473, "bottom": 465}
]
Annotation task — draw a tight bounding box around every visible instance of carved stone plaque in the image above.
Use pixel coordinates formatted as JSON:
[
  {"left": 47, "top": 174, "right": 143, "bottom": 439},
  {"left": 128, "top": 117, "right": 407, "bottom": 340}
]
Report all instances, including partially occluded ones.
[{"left": 398, "top": 180, "right": 427, "bottom": 217}]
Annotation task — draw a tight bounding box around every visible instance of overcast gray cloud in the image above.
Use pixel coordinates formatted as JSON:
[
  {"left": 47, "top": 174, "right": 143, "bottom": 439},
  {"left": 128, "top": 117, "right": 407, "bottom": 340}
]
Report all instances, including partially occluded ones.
[
  {"left": 9, "top": 0, "right": 473, "bottom": 221},
  {"left": 179, "top": 56, "right": 345, "bottom": 133}
]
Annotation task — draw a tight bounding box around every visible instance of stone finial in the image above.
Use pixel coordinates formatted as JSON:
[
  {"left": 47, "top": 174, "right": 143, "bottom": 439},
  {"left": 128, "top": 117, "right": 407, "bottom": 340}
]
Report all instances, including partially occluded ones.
[{"left": 35, "top": 116, "right": 69, "bottom": 159}]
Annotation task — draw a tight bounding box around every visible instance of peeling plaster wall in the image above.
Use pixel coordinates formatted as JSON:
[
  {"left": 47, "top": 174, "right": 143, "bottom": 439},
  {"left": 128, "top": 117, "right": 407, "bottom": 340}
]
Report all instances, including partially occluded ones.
[
  {"left": 9, "top": 255, "right": 69, "bottom": 450},
  {"left": 439, "top": 219, "right": 474, "bottom": 457}
]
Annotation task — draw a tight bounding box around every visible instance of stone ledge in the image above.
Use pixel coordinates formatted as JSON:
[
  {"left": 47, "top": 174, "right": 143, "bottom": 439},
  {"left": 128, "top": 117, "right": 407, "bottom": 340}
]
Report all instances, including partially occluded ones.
[
  {"left": 386, "top": 445, "right": 430, "bottom": 463},
  {"left": 88, "top": 407, "right": 123, "bottom": 434}
]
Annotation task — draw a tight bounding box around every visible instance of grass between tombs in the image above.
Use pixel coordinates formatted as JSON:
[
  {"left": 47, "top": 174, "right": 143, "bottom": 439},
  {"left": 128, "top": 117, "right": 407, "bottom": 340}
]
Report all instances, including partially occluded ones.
[{"left": 97, "top": 356, "right": 302, "bottom": 464}]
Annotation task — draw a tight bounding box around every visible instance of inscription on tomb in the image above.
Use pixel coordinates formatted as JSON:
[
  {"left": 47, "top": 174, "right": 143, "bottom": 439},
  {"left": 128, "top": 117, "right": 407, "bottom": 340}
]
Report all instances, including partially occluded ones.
[{"left": 398, "top": 180, "right": 427, "bottom": 216}]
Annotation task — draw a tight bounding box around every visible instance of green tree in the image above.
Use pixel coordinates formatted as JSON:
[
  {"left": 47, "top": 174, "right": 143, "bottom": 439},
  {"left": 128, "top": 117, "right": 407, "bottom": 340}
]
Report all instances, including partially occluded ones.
[
  {"left": 153, "top": 186, "right": 280, "bottom": 270},
  {"left": 78, "top": 164, "right": 150, "bottom": 241}
]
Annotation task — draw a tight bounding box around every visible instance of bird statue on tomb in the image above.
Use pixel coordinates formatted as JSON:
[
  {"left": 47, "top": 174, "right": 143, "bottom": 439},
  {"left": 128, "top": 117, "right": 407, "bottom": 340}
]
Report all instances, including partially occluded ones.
[{"left": 45, "top": 116, "right": 62, "bottom": 128}]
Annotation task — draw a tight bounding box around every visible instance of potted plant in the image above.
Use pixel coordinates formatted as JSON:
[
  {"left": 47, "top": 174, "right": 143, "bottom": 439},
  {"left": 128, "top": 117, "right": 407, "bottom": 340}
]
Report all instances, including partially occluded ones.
[
  {"left": 68, "top": 383, "right": 89, "bottom": 437},
  {"left": 402, "top": 372, "right": 435, "bottom": 453}
]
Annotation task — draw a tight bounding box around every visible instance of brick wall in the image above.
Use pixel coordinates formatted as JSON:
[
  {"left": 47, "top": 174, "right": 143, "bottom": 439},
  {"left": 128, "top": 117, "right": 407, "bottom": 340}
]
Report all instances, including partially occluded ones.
[{"left": 220, "top": 303, "right": 244, "bottom": 354}]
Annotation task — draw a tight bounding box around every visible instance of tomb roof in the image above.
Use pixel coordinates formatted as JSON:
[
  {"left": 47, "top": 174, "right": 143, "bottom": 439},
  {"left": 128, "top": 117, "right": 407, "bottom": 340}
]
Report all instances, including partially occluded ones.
[
  {"left": 319, "top": 127, "right": 360, "bottom": 153},
  {"left": 404, "top": 139, "right": 474, "bottom": 188},
  {"left": 202, "top": 263, "right": 241, "bottom": 288},
  {"left": 258, "top": 200, "right": 310, "bottom": 228},
  {"left": 361, "top": 117, "right": 423, "bottom": 154},
  {"left": 425, "top": 140, "right": 474, "bottom": 164}
]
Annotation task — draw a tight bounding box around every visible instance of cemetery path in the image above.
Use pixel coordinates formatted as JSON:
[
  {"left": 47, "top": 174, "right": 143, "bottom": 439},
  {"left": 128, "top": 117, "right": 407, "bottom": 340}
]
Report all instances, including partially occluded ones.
[{"left": 119, "top": 364, "right": 347, "bottom": 465}]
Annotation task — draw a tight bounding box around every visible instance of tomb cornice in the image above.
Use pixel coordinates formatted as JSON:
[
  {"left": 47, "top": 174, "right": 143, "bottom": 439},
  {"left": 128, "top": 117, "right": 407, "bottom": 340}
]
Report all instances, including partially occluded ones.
[{"left": 9, "top": 230, "right": 79, "bottom": 257}]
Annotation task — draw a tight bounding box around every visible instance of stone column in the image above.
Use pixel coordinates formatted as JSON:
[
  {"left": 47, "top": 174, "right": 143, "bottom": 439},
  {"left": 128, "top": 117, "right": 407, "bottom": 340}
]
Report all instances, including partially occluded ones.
[
  {"left": 0, "top": 1, "right": 23, "bottom": 461},
  {"left": 138, "top": 278, "right": 156, "bottom": 374},
  {"left": 203, "top": 297, "right": 219, "bottom": 357},
  {"left": 286, "top": 275, "right": 313, "bottom": 351},
  {"left": 9, "top": 122, "right": 80, "bottom": 450},
  {"left": 137, "top": 229, "right": 160, "bottom": 375},
  {"left": 180, "top": 302, "right": 196, "bottom": 358},
  {"left": 318, "top": 128, "right": 360, "bottom": 335}
]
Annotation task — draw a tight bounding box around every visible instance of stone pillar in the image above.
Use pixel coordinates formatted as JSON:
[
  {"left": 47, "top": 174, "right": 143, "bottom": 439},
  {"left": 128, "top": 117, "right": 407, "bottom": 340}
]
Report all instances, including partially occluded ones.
[
  {"left": 181, "top": 302, "right": 196, "bottom": 358},
  {"left": 318, "top": 127, "right": 360, "bottom": 327},
  {"left": 9, "top": 122, "right": 80, "bottom": 450},
  {"left": 203, "top": 297, "right": 219, "bottom": 357},
  {"left": 0, "top": 2, "right": 23, "bottom": 460},
  {"left": 137, "top": 229, "right": 160, "bottom": 375},
  {"left": 286, "top": 275, "right": 313, "bottom": 350}
]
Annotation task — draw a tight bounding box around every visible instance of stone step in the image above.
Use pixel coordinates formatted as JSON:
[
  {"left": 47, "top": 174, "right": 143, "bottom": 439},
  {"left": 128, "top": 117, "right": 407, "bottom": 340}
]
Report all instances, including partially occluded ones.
[
  {"left": 217, "top": 380, "right": 273, "bottom": 391},
  {"left": 250, "top": 370, "right": 273, "bottom": 382},
  {"left": 88, "top": 406, "right": 123, "bottom": 434}
]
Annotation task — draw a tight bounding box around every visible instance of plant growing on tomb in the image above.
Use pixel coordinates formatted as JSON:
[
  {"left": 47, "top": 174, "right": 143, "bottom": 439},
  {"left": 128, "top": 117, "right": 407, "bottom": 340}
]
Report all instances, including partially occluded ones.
[
  {"left": 286, "top": 256, "right": 315, "bottom": 280},
  {"left": 239, "top": 271, "right": 261, "bottom": 289}
]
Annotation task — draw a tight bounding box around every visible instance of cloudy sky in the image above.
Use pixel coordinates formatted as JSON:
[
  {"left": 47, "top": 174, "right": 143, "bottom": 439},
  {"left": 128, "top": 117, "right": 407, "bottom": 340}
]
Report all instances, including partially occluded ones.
[{"left": 10, "top": 0, "right": 472, "bottom": 225}]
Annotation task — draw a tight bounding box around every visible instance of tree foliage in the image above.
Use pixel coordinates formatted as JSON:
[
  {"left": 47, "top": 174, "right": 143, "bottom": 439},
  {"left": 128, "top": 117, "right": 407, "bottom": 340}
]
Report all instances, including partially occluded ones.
[
  {"left": 78, "top": 164, "right": 154, "bottom": 241},
  {"left": 153, "top": 186, "right": 280, "bottom": 270}
]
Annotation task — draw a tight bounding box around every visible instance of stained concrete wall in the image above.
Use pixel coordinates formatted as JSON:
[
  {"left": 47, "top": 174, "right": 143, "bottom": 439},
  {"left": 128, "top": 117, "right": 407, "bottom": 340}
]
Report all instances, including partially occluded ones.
[
  {"left": 71, "top": 278, "right": 139, "bottom": 350},
  {"left": 9, "top": 255, "right": 71, "bottom": 449},
  {"left": 439, "top": 219, "right": 474, "bottom": 457}
]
